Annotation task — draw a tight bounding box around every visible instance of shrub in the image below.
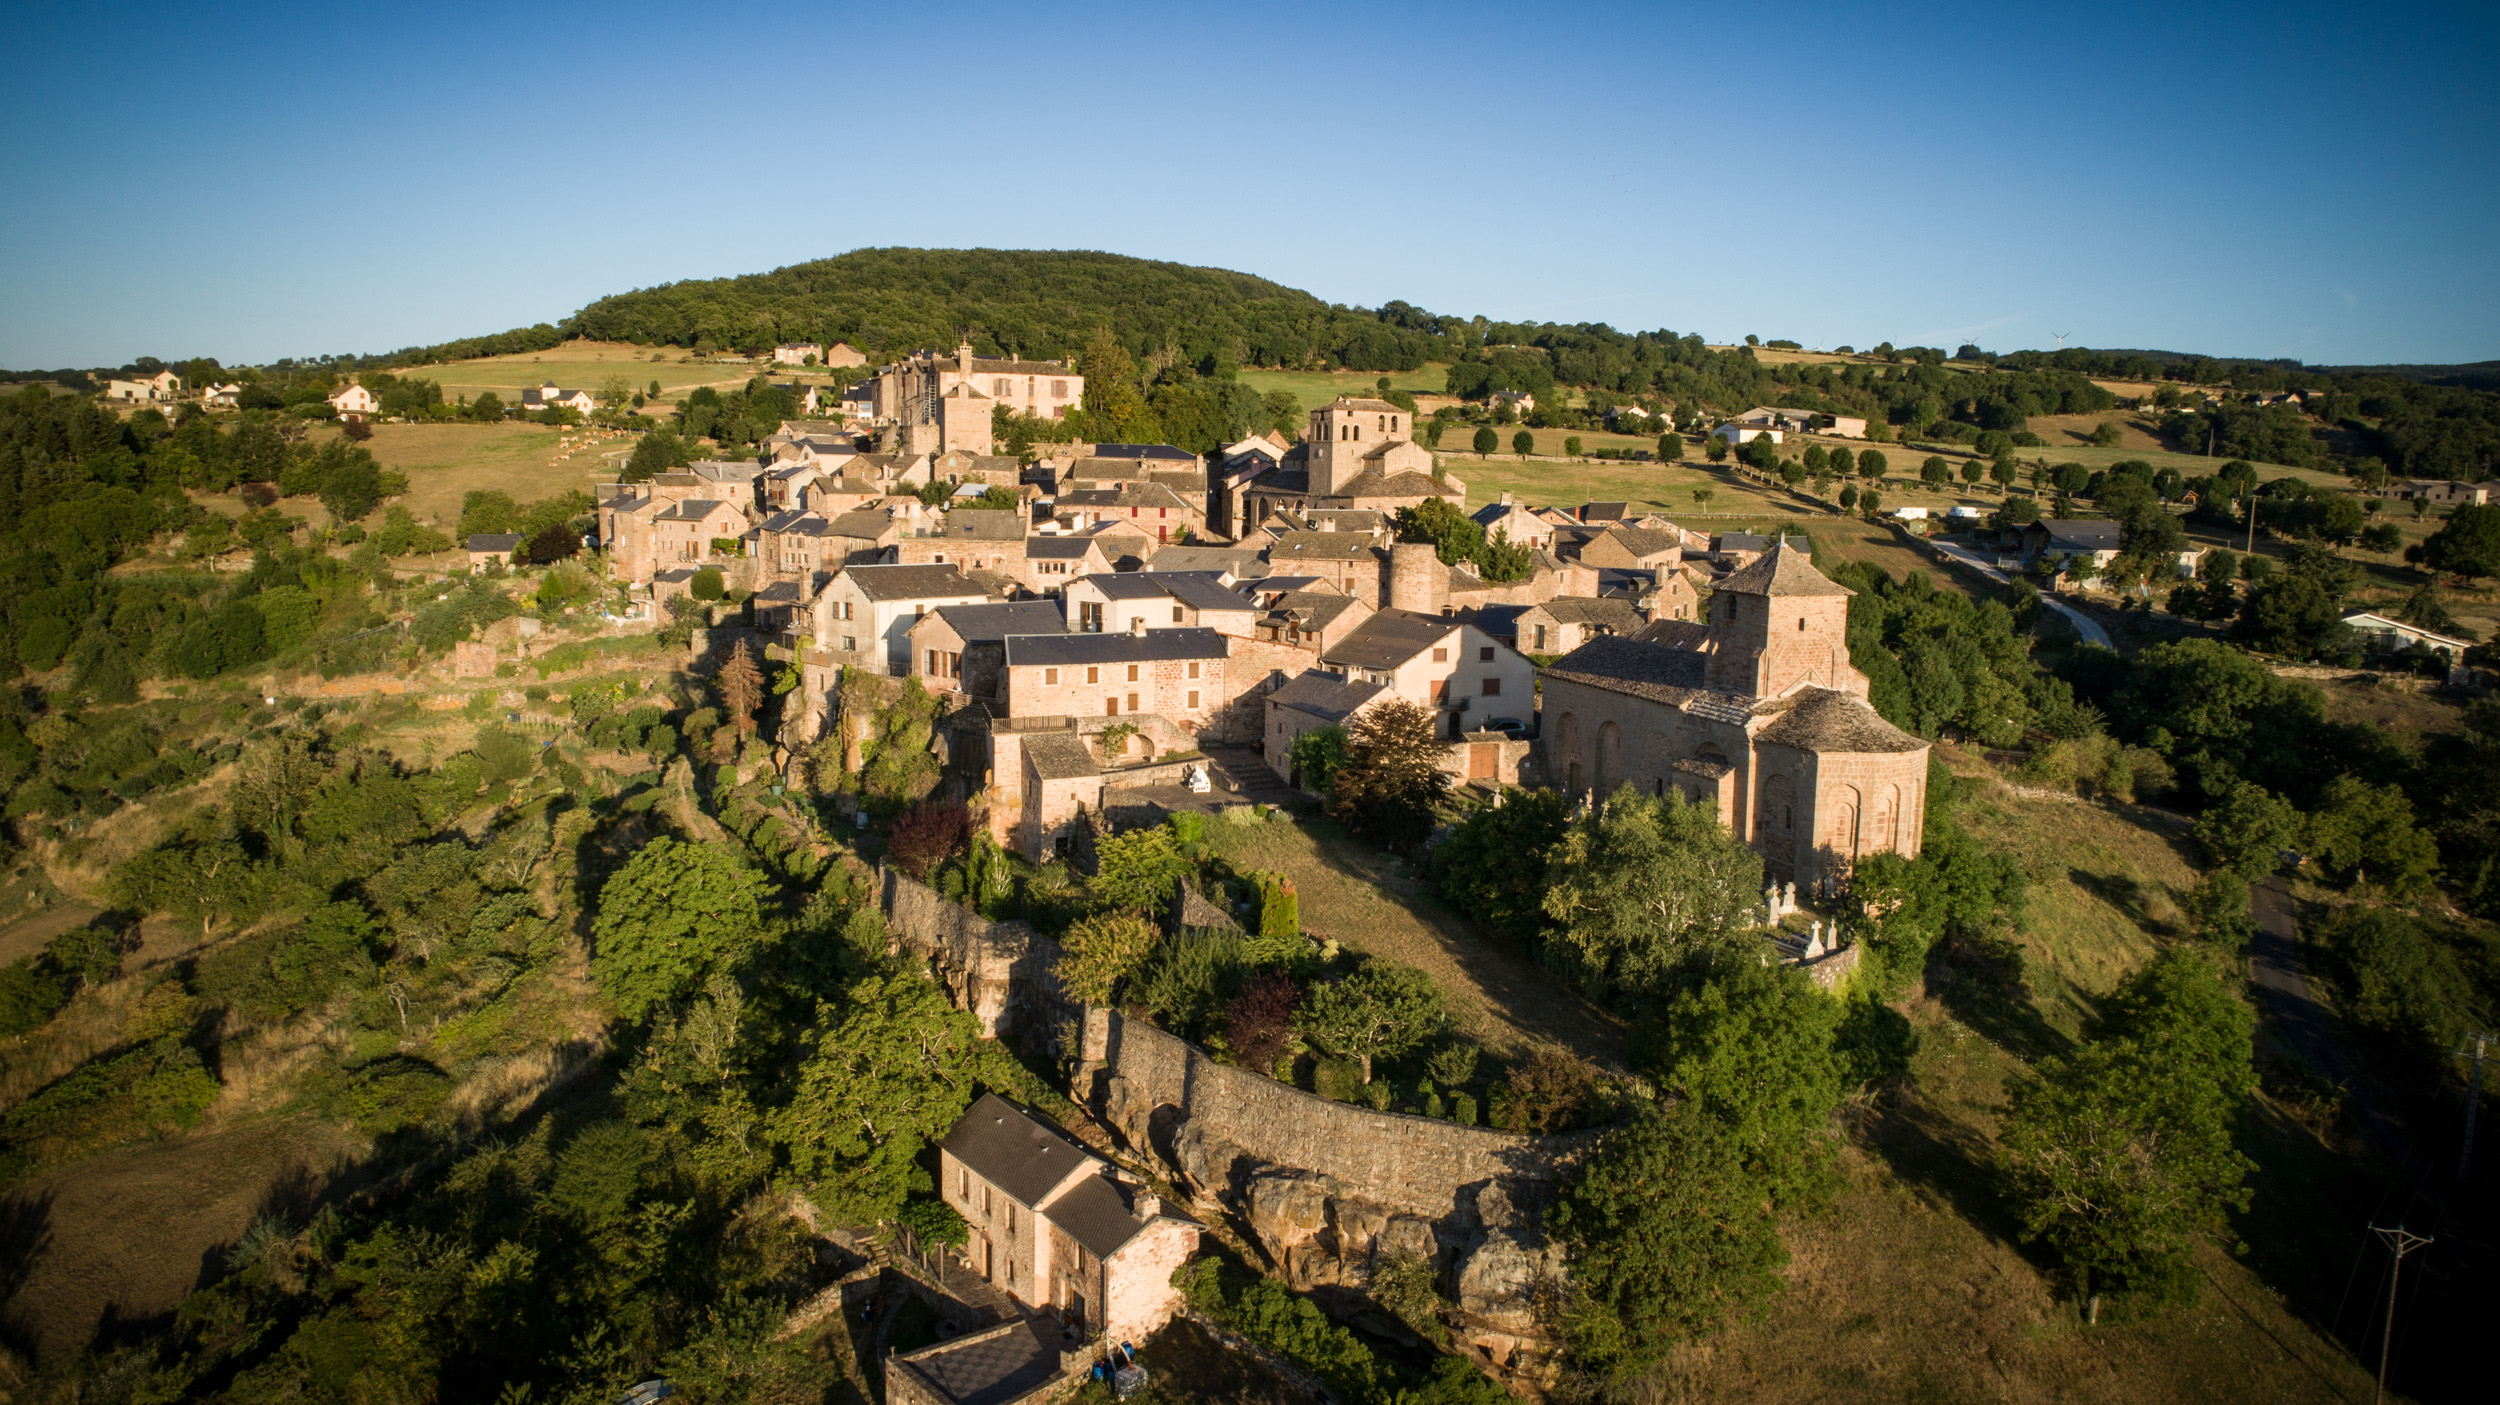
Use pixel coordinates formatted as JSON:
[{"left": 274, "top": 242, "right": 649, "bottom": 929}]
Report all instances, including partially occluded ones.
[
  {"left": 887, "top": 802, "right": 970, "bottom": 879},
  {"left": 1492, "top": 1046, "right": 1597, "bottom": 1133},
  {"left": 0, "top": 959, "right": 69, "bottom": 1036},
  {"left": 1134, "top": 927, "right": 1248, "bottom": 1042},
  {"left": 1054, "top": 911, "right": 1160, "bottom": 1006},
  {"left": 1224, "top": 972, "right": 1299, "bottom": 1072},
  {"left": 1451, "top": 1091, "right": 1478, "bottom": 1126},
  {"left": 1314, "top": 1056, "right": 1366, "bottom": 1102},
  {"left": 690, "top": 566, "right": 725, "bottom": 601}
]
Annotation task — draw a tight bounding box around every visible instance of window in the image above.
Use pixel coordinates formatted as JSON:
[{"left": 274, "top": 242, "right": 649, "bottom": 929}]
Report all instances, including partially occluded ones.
[
  {"left": 1172, "top": 605, "right": 1185, "bottom": 623},
  {"left": 1432, "top": 646, "right": 1447, "bottom": 663},
  {"left": 1187, "top": 690, "right": 1199, "bottom": 709},
  {"left": 1045, "top": 667, "right": 1058, "bottom": 685},
  {"left": 1127, "top": 692, "right": 1139, "bottom": 711},
  {"left": 1006, "top": 1204, "right": 1016, "bottom": 1234},
  {"left": 1126, "top": 664, "right": 1139, "bottom": 682},
  {"left": 1187, "top": 661, "right": 1200, "bottom": 679},
  {"left": 1086, "top": 666, "right": 1099, "bottom": 684},
  {"left": 1533, "top": 625, "right": 1548, "bottom": 651},
  {"left": 926, "top": 649, "right": 938, "bottom": 674},
  {"left": 1052, "top": 379, "right": 1067, "bottom": 398},
  {"left": 1483, "top": 677, "right": 1502, "bottom": 696},
  {"left": 841, "top": 636, "right": 856, "bottom": 651},
  {"left": 994, "top": 378, "right": 1012, "bottom": 396},
  {"left": 1106, "top": 697, "right": 1119, "bottom": 715}
]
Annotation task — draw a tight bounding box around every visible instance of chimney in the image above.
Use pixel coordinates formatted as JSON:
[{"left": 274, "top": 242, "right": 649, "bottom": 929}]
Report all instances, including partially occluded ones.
[
  {"left": 1135, "top": 1190, "right": 1161, "bottom": 1219},
  {"left": 957, "top": 339, "right": 974, "bottom": 378},
  {"left": 1130, "top": 616, "right": 1147, "bottom": 638}
]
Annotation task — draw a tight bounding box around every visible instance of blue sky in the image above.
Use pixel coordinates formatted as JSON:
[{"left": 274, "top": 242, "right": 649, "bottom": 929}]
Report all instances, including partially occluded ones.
[{"left": 3, "top": 0, "right": 2494, "bottom": 369}]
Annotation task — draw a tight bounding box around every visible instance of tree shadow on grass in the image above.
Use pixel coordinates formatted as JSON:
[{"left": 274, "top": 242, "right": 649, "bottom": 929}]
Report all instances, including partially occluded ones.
[
  {"left": 1859, "top": 1092, "right": 2030, "bottom": 1253},
  {"left": 1925, "top": 940, "right": 2073, "bottom": 1066}
]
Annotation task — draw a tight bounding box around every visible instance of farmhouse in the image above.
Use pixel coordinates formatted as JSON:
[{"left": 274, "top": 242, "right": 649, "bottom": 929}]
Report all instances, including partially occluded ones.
[
  {"left": 1262, "top": 671, "right": 1390, "bottom": 781},
  {"left": 327, "top": 383, "right": 378, "bottom": 421},
  {"left": 1318, "top": 609, "right": 1534, "bottom": 740},
  {"left": 811, "top": 564, "right": 993, "bottom": 674},
  {"left": 518, "top": 382, "right": 598, "bottom": 416},
  {"left": 910, "top": 599, "right": 1069, "bottom": 697},
  {"left": 1538, "top": 541, "right": 1929, "bottom": 892},
  {"left": 464, "top": 533, "right": 523, "bottom": 569},
  {"left": 1001, "top": 627, "right": 1229, "bottom": 723},
  {"left": 105, "top": 371, "right": 181, "bottom": 402},
  {"left": 1060, "top": 571, "right": 1257, "bottom": 638}
]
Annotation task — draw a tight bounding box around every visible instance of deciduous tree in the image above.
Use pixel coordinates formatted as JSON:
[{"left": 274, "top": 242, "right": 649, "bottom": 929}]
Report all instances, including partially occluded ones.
[
  {"left": 591, "top": 837, "right": 771, "bottom": 1020},
  {"left": 1540, "top": 786, "right": 1763, "bottom": 998}
]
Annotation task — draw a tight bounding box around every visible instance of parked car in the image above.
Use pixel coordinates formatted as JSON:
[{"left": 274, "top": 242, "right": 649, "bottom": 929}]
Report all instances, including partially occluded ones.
[{"left": 1479, "top": 716, "right": 1530, "bottom": 738}]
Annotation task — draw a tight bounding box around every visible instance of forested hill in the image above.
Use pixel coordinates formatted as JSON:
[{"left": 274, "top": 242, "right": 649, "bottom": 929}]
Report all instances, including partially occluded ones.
[{"left": 565, "top": 247, "right": 1449, "bottom": 371}]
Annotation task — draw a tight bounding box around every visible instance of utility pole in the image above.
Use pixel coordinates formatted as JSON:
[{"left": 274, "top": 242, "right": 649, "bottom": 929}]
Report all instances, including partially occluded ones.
[
  {"left": 2460, "top": 1030, "right": 2490, "bottom": 1184},
  {"left": 2366, "top": 1223, "right": 2432, "bottom": 1405}
]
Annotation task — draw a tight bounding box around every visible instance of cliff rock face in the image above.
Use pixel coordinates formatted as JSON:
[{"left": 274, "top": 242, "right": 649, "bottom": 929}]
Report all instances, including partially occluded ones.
[
  {"left": 880, "top": 873, "right": 1579, "bottom": 1381},
  {"left": 1081, "top": 1009, "right": 1580, "bottom": 1379}
]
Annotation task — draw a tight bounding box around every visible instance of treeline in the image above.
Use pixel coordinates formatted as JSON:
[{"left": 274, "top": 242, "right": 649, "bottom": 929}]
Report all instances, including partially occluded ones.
[{"left": 567, "top": 247, "right": 1453, "bottom": 371}]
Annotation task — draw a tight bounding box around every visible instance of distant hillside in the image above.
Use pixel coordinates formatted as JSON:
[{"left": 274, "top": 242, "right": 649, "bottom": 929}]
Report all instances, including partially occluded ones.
[
  {"left": 2315, "top": 360, "right": 2500, "bottom": 391},
  {"left": 565, "top": 247, "right": 1448, "bottom": 371}
]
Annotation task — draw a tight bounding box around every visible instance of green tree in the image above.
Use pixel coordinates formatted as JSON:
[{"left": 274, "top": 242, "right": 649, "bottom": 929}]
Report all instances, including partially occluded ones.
[
  {"left": 2190, "top": 782, "right": 2298, "bottom": 879},
  {"left": 1639, "top": 958, "right": 1843, "bottom": 1208},
  {"left": 2422, "top": 503, "right": 2500, "bottom": 582},
  {"left": 2181, "top": 871, "right": 2256, "bottom": 951},
  {"left": 1325, "top": 699, "right": 1448, "bottom": 850},
  {"left": 773, "top": 970, "right": 1001, "bottom": 1222},
  {"left": 1550, "top": 1102, "right": 1787, "bottom": 1380},
  {"left": 690, "top": 566, "right": 725, "bottom": 601},
  {"left": 1704, "top": 435, "right": 1729, "bottom": 463},
  {"left": 1087, "top": 826, "right": 1191, "bottom": 913},
  {"left": 2090, "top": 420, "right": 2124, "bottom": 447},
  {"left": 2303, "top": 775, "right": 2439, "bottom": 894},
  {"left": 1921, "top": 455, "right": 1950, "bottom": 486},
  {"left": 1563, "top": 436, "right": 1583, "bottom": 456},
  {"left": 1286, "top": 723, "right": 1349, "bottom": 794},
  {"left": 1540, "top": 787, "right": 1764, "bottom": 998},
  {"left": 1658, "top": 432, "right": 1684, "bottom": 461},
  {"left": 2229, "top": 572, "right": 2349, "bottom": 657},
  {"left": 1471, "top": 426, "right": 1498, "bottom": 455},
  {"left": 1511, "top": 429, "right": 1535, "bottom": 456},
  {"left": 1052, "top": 911, "right": 1159, "bottom": 1005},
  {"left": 1858, "top": 448, "right": 1888, "bottom": 479},
  {"left": 1999, "top": 950, "right": 2256, "bottom": 1314},
  {"left": 590, "top": 837, "right": 771, "bottom": 1020},
  {"left": 1433, "top": 788, "right": 1570, "bottom": 947},
  {"left": 1294, "top": 958, "right": 1447, "bottom": 1082}
]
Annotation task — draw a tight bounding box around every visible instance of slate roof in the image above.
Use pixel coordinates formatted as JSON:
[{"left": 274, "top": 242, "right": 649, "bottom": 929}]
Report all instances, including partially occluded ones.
[
  {"left": 941, "top": 1093, "right": 1089, "bottom": 1207},
  {"left": 1752, "top": 687, "right": 1927, "bottom": 754},
  {"left": 926, "top": 601, "right": 1066, "bottom": 644},
  {"left": 1047, "top": 1173, "right": 1154, "bottom": 1259},
  {"left": 942, "top": 508, "right": 1027, "bottom": 541},
  {"left": 1463, "top": 603, "right": 1528, "bottom": 639},
  {"left": 1268, "top": 671, "right": 1388, "bottom": 722},
  {"left": 1542, "top": 635, "right": 1712, "bottom": 703},
  {"left": 1005, "top": 628, "right": 1228, "bottom": 668},
  {"left": 1713, "top": 532, "right": 1772, "bottom": 553},
  {"left": 465, "top": 533, "right": 523, "bottom": 553},
  {"left": 1325, "top": 396, "right": 1404, "bottom": 413},
  {"left": 1021, "top": 731, "right": 1100, "bottom": 781},
  {"left": 1333, "top": 468, "right": 1459, "bottom": 499},
  {"left": 1245, "top": 465, "right": 1312, "bottom": 494},
  {"left": 1089, "top": 443, "right": 1200, "bottom": 461},
  {"left": 1247, "top": 575, "right": 1329, "bottom": 597},
  {"left": 1269, "top": 532, "right": 1383, "bottom": 563},
  {"left": 759, "top": 510, "right": 831, "bottom": 536},
  {"left": 1083, "top": 573, "right": 1187, "bottom": 601},
  {"left": 1155, "top": 546, "right": 1267, "bottom": 577},
  {"left": 896, "top": 1318, "right": 1062, "bottom": 1405},
  {"left": 753, "top": 581, "right": 803, "bottom": 604},
  {"left": 1716, "top": 540, "right": 1850, "bottom": 597},
  {"left": 2042, "top": 519, "right": 2125, "bottom": 551},
  {"left": 1630, "top": 617, "right": 1713, "bottom": 650},
  {"left": 1026, "top": 536, "right": 1103, "bottom": 561},
  {"left": 1142, "top": 572, "right": 1255, "bottom": 614},
  {"left": 1580, "top": 501, "right": 1634, "bottom": 522},
  {"left": 1060, "top": 483, "right": 1197, "bottom": 512},
  {"left": 1323, "top": 609, "right": 1460, "bottom": 671},
  {"left": 839, "top": 564, "right": 985, "bottom": 602},
  {"left": 1596, "top": 526, "right": 1683, "bottom": 559},
  {"left": 653, "top": 498, "right": 739, "bottom": 522},
  {"left": 1532, "top": 596, "right": 1646, "bottom": 631},
  {"left": 827, "top": 510, "right": 902, "bottom": 539},
  {"left": 1268, "top": 591, "right": 1364, "bottom": 633}
]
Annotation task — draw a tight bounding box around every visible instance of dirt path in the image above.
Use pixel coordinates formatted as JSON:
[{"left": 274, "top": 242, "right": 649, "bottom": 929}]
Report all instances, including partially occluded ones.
[
  {"left": 0, "top": 904, "right": 99, "bottom": 967},
  {"left": 1205, "top": 818, "right": 1623, "bottom": 1063},
  {"left": 0, "top": 1114, "right": 362, "bottom": 1368}
]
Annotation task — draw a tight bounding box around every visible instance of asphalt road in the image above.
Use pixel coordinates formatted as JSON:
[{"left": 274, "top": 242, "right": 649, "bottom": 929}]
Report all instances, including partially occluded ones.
[
  {"left": 2248, "top": 877, "right": 2427, "bottom": 1178},
  {"left": 1923, "top": 538, "right": 2114, "bottom": 649}
]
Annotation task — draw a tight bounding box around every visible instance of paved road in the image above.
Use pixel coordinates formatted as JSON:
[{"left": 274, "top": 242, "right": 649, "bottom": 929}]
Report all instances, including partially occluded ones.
[
  {"left": 2248, "top": 878, "right": 2430, "bottom": 1180},
  {"left": 1924, "top": 539, "right": 2114, "bottom": 649}
]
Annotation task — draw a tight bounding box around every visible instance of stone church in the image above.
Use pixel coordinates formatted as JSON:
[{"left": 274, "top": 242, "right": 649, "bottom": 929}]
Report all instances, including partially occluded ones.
[
  {"left": 1235, "top": 396, "right": 1465, "bottom": 529},
  {"left": 1537, "top": 541, "right": 1928, "bottom": 890}
]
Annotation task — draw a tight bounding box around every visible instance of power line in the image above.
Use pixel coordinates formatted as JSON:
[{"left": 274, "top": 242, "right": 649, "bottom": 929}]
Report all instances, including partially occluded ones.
[{"left": 2365, "top": 1223, "right": 2432, "bottom": 1405}]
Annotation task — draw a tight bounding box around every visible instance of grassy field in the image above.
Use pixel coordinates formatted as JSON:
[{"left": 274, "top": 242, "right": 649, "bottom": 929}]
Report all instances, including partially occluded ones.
[
  {"left": 346, "top": 421, "right": 612, "bottom": 525},
  {"left": 395, "top": 339, "right": 785, "bottom": 402}
]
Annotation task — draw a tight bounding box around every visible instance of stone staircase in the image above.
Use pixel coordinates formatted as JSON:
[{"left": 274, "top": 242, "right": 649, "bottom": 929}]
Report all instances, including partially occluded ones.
[{"left": 1193, "top": 744, "right": 1302, "bottom": 808}]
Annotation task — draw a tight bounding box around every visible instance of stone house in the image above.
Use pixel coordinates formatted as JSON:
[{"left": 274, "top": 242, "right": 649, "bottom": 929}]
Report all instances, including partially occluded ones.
[
  {"left": 1054, "top": 482, "right": 1206, "bottom": 546},
  {"left": 910, "top": 600, "right": 1068, "bottom": 697},
  {"left": 1319, "top": 608, "right": 1536, "bottom": 739},
  {"left": 1239, "top": 401, "right": 1464, "bottom": 530},
  {"left": 1470, "top": 495, "right": 1555, "bottom": 553},
  {"left": 931, "top": 450, "right": 1025, "bottom": 487},
  {"left": 1061, "top": 572, "right": 1256, "bottom": 637},
  {"left": 1509, "top": 596, "right": 1646, "bottom": 656},
  {"left": 1251, "top": 588, "right": 1374, "bottom": 657},
  {"left": 1020, "top": 536, "right": 1111, "bottom": 596},
  {"left": 200, "top": 382, "right": 242, "bottom": 408},
  {"left": 938, "top": 1093, "right": 1196, "bottom": 1341},
  {"left": 465, "top": 533, "right": 523, "bottom": 570},
  {"left": 687, "top": 460, "right": 765, "bottom": 509},
  {"left": 1001, "top": 627, "right": 1230, "bottom": 723},
  {"left": 105, "top": 370, "right": 182, "bottom": 402},
  {"left": 1538, "top": 542, "right": 1928, "bottom": 891},
  {"left": 1575, "top": 525, "right": 1682, "bottom": 573},
  {"left": 649, "top": 499, "right": 751, "bottom": 572},
  {"left": 1019, "top": 731, "right": 1105, "bottom": 861},
  {"left": 753, "top": 510, "right": 838, "bottom": 581},
  {"left": 893, "top": 508, "right": 1030, "bottom": 574},
  {"left": 772, "top": 343, "right": 822, "bottom": 366},
  {"left": 812, "top": 563, "right": 993, "bottom": 675},
  {"left": 1263, "top": 671, "right": 1390, "bottom": 780},
  {"left": 1264, "top": 532, "right": 1388, "bottom": 605},
  {"left": 1078, "top": 519, "right": 1160, "bottom": 570},
  {"left": 873, "top": 341, "right": 1081, "bottom": 455}
]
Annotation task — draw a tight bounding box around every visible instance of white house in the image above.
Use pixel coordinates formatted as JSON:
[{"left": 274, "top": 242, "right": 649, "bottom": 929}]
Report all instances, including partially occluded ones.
[
  {"left": 1318, "top": 609, "right": 1537, "bottom": 739},
  {"left": 773, "top": 343, "right": 824, "bottom": 366},
  {"left": 105, "top": 371, "right": 181, "bottom": 402},
  {"left": 519, "top": 382, "right": 598, "bottom": 416},
  {"left": 2341, "top": 611, "right": 2474, "bottom": 660},
  {"left": 811, "top": 563, "right": 993, "bottom": 675},
  {"left": 201, "top": 382, "right": 243, "bottom": 408},
  {"left": 328, "top": 383, "right": 378, "bottom": 420}
]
